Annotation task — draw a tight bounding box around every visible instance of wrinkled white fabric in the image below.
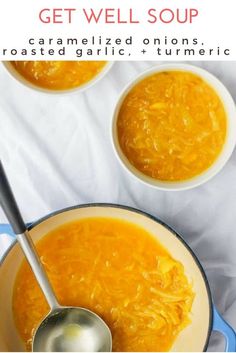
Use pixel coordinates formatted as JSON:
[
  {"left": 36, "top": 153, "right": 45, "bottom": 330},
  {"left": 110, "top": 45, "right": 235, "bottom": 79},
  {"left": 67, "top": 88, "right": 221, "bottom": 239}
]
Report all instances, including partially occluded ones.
[{"left": 0, "top": 61, "right": 236, "bottom": 351}]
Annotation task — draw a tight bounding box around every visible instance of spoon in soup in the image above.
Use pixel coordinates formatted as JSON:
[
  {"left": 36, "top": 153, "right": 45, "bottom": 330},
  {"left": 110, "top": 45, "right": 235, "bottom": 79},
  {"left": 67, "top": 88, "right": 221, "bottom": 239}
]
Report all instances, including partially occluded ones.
[{"left": 0, "top": 161, "right": 112, "bottom": 352}]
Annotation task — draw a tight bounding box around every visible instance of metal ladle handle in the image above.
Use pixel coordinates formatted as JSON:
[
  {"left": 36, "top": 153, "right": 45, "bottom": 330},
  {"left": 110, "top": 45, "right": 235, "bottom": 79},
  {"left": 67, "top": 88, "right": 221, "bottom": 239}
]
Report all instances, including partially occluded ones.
[{"left": 0, "top": 160, "right": 59, "bottom": 310}]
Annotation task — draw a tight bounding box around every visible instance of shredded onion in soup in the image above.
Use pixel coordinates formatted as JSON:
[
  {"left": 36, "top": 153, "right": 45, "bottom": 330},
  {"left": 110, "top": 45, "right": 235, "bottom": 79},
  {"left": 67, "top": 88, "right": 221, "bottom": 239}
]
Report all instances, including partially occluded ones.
[
  {"left": 117, "top": 71, "right": 227, "bottom": 181},
  {"left": 13, "top": 217, "right": 194, "bottom": 352}
]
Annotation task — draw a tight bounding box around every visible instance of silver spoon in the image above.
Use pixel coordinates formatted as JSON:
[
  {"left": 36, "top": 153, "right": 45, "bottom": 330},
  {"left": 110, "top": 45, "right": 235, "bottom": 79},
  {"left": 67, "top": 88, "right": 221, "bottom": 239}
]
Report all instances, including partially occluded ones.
[{"left": 0, "top": 161, "right": 112, "bottom": 352}]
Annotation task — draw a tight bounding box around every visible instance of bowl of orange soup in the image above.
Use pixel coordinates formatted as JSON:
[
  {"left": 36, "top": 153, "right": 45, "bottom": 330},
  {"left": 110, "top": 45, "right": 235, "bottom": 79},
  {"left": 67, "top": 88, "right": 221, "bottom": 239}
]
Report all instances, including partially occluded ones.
[
  {"left": 2, "top": 61, "right": 113, "bottom": 94},
  {"left": 0, "top": 204, "right": 235, "bottom": 352},
  {"left": 112, "top": 64, "right": 236, "bottom": 191}
]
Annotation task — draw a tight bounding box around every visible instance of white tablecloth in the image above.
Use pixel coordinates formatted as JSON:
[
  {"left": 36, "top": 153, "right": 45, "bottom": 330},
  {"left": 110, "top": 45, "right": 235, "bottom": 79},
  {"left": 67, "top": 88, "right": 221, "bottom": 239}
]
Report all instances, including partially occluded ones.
[{"left": 0, "top": 61, "right": 236, "bottom": 351}]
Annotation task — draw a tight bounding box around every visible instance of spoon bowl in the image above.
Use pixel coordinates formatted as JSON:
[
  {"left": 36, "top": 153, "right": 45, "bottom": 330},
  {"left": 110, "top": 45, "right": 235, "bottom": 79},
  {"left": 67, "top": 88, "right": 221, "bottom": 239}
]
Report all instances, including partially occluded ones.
[{"left": 33, "top": 307, "right": 112, "bottom": 352}]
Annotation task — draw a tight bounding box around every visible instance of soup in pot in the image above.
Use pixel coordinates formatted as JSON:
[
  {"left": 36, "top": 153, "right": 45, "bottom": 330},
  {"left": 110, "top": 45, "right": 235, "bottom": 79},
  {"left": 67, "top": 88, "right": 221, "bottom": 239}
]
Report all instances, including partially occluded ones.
[{"left": 13, "top": 217, "right": 194, "bottom": 352}]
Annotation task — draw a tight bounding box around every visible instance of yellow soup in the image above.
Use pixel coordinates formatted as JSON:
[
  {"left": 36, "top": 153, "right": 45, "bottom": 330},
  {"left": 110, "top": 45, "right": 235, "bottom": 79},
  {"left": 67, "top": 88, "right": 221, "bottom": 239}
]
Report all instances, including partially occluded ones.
[
  {"left": 13, "top": 218, "right": 194, "bottom": 352},
  {"left": 117, "top": 71, "right": 227, "bottom": 181},
  {"left": 11, "top": 61, "right": 107, "bottom": 90}
]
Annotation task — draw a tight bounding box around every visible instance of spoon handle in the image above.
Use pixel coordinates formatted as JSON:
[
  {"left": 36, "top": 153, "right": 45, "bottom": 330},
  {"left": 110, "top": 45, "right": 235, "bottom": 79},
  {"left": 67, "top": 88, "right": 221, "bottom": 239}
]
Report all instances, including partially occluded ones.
[
  {"left": 0, "top": 161, "right": 26, "bottom": 234},
  {"left": 0, "top": 161, "right": 59, "bottom": 310}
]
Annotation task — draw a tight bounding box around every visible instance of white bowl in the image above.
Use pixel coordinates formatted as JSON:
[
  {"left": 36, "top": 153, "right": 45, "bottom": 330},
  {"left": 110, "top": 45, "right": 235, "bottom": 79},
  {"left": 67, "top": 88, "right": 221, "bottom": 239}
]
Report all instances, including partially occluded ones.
[
  {"left": 112, "top": 64, "right": 236, "bottom": 191},
  {"left": 2, "top": 61, "right": 114, "bottom": 95}
]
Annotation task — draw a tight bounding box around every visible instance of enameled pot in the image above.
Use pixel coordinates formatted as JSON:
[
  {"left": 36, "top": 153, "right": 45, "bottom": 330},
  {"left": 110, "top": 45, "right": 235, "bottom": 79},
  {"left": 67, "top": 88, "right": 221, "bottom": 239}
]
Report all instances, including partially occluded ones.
[{"left": 0, "top": 204, "right": 235, "bottom": 351}]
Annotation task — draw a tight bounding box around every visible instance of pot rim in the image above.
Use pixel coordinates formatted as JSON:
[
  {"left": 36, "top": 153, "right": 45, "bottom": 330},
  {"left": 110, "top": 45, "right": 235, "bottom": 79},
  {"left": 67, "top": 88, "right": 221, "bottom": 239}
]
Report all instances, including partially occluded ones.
[{"left": 0, "top": 202, "right": 213, "bottom": 351}]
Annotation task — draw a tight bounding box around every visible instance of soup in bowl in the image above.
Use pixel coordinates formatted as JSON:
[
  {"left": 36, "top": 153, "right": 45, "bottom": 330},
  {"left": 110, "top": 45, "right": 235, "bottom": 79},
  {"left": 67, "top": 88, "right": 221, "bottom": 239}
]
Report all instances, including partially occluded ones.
[
  {"left": 3, "top": 61, "right": 113, "bottom": 94},
  {"left": 112, "top": 64, "right": 236, "bottom": 190}
]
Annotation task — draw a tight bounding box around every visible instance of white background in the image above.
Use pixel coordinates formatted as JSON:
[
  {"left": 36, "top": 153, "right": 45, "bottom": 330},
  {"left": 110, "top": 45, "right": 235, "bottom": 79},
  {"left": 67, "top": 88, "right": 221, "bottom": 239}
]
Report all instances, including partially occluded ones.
[
  {"left": 0, "top": 0, "right": 235, "bottom": 60},
  {"left": 0, "top": 61, "right": 236, "bottom": 350}
]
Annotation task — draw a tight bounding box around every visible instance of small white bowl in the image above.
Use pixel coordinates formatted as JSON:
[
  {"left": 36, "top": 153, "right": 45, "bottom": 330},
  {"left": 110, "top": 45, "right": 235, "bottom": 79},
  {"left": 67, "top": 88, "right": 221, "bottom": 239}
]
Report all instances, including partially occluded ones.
[
  {"left": 2, "top": 61, "right": 114, "bottom": 95},
  {"left": 112, "top": 63, "right": 236, "bottom": 191}
]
